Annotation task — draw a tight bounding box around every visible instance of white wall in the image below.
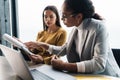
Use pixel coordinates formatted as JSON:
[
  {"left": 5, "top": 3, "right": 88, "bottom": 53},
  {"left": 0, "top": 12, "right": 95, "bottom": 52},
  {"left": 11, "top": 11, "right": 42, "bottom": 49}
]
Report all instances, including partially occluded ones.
[
  {"left": 92, "top": 0, "right": 120, "bottom": 48},
  {"left": 18, "top": 0, "right": 120, "bottom": 48}
]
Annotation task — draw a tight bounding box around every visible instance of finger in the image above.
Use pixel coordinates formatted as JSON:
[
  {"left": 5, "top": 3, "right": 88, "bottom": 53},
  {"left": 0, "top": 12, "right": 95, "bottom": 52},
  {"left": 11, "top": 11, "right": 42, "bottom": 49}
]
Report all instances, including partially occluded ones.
[
  {"left": 51, "top": 55, "right": 57, "bottom": 64},
  {"left": 51, "top": 55, "right": 56, "bottom": 60},
  {"left": 55, "top": 55, "right": 59, "bottom": 59}
]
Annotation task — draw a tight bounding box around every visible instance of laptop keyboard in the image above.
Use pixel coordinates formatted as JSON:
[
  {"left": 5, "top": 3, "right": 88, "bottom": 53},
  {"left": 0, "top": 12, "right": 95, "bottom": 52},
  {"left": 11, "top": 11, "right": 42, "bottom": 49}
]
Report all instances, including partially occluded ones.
[{"left": 30, "top": 69, "right": 54, "bottom": 80}]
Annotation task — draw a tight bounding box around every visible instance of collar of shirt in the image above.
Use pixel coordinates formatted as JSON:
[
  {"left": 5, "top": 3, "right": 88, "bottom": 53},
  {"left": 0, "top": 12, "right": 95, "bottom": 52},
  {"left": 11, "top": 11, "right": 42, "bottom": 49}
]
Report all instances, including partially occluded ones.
[{"left": 76, "top": 21, "right": 84, "bottom": 30}]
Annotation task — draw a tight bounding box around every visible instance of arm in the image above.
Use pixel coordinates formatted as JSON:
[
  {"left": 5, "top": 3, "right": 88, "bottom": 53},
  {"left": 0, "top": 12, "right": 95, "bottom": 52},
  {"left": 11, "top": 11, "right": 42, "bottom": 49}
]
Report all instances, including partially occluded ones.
[
  {"left": 82, "top": 22, "right": 109, "bottom": 73},
  {"left": 51, "top": 55, "right": 77, "bottom": 72},
  {"left": 24, "top": 41, "right": 67, "bottom": 56}
]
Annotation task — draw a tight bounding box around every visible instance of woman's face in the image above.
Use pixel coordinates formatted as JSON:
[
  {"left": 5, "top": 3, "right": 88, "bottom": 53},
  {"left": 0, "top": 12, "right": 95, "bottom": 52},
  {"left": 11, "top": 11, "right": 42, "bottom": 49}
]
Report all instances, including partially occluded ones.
[
  {"left": 61, "top": 3, "right": 81, "bottom": 27},
  {"left": 44, "top": 10, "right": 57, "bottom": 27}
]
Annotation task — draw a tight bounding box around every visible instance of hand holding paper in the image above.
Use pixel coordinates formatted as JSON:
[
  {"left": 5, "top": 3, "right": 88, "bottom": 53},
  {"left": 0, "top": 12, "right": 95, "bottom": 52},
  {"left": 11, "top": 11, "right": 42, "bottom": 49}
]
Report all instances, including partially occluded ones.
[{"left": 2, "top": 33, "right": 34, "bottom": 55}]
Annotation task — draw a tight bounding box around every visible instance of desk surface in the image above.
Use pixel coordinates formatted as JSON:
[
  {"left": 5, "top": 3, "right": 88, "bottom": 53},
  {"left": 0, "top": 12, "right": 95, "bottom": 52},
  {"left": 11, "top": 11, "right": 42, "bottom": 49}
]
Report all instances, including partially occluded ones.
[
  {"left": 74, "top": 75, "right": 120, "bottom": 80},
  {"left": 0, "top": 56, "right": 120, "bottom": 80}
]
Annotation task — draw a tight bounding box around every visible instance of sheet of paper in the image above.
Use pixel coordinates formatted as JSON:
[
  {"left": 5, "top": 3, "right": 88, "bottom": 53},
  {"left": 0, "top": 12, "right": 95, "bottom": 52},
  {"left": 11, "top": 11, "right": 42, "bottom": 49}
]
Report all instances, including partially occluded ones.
[{"left": 2, "top": 33, "right": 34, "bottom": 55}]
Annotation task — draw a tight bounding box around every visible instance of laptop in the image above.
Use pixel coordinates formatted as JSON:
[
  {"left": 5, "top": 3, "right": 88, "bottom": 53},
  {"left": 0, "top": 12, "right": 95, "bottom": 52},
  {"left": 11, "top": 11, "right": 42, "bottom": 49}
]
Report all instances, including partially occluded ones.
[{"left": 0, "top": 44, "right": 76, "bottom": 80}]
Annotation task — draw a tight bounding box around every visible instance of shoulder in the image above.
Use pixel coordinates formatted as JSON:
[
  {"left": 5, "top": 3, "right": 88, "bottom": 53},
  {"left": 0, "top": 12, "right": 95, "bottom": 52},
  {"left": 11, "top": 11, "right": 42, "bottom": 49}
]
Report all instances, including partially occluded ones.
[
  {"left": 38, "top": 30, "right": 46, "bottom": 35},
  {"left": 37, "top": 30, "right": 47, "bottom": 37},
  {"left": 90, "top": 18, "right": 105, "bottom": 28},
  {"left": 57, "top": 27, "right": 67, "bottom": 34},
  {"left": 84, "top": 18, "right": 106, "bottom": 32}
]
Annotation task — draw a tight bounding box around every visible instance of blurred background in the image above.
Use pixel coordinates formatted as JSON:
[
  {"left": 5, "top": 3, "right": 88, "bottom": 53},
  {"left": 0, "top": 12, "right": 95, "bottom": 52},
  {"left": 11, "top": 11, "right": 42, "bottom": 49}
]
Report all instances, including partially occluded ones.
[{"left": 18, "top": 0, "right": 120, "bottom": 48}]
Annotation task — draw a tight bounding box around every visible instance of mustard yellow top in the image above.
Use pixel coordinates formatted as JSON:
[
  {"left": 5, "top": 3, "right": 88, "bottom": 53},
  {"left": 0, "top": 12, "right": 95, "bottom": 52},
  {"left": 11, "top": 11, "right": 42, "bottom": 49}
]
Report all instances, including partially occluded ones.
[{"left": 36, "top": 28, "right": 67, "bottom": 46}]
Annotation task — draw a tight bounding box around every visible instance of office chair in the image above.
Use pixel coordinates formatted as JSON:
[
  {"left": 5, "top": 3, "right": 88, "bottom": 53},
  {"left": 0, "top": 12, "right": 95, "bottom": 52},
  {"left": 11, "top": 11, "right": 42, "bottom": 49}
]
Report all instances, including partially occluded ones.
[{"left": 112, "top": 49, "right": 120, "bottom": 68}]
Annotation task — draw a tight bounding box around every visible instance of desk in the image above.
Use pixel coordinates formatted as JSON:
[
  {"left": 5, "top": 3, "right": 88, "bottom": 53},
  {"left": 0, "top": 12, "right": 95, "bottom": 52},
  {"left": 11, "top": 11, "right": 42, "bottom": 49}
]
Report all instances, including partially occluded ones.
[
  {"left": 0, "top": 56, "right": 120, "bottom": 80},
  {"left": 74, "top": 75, "right": 120, "bottom": 80}
]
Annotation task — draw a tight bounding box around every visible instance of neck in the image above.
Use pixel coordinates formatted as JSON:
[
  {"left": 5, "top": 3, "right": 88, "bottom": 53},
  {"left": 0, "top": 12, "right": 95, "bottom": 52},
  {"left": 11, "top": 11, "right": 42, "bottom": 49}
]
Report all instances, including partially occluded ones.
[{"left": 47, "top": 25, "right": 59, "bottom": 33}]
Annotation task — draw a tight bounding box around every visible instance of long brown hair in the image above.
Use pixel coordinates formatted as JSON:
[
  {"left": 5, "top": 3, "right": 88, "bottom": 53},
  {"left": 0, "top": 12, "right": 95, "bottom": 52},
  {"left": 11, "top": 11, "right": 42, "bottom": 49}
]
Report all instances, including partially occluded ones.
[{"left": 42, "top": 5, "right": 61, "bottom": 31}]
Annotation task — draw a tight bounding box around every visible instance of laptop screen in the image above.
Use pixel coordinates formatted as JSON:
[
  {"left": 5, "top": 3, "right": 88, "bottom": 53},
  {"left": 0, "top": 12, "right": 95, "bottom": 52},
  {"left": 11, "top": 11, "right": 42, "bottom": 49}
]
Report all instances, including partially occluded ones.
[{"left": 0, "top": 44, "right": 34, "bottom": 80}]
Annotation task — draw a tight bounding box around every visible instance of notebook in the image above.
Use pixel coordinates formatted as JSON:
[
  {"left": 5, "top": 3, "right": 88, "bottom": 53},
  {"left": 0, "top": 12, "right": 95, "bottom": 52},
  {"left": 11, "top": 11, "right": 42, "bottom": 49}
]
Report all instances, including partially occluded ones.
[{"left": 0, "top": 44, "right": 76, "bottom": 80}]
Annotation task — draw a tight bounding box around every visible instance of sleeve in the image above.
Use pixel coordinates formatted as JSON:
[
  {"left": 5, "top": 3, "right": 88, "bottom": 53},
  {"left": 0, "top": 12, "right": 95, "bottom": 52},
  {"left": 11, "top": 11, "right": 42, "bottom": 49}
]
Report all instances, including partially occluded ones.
[
  {"left": 48, "top": 43, "right": 67, "bottom": 56},
  {"left": 56, "top": 29, "right": 67, "bottom": 46},
  {"left": 76, "top": 62, "right": 85, "bottom": 72},
  {"left": 84, "top": 22, "right": 109, "bottom": 73},
  {"left": 77, "top": 23, "right": 109, "bottom": 73}
]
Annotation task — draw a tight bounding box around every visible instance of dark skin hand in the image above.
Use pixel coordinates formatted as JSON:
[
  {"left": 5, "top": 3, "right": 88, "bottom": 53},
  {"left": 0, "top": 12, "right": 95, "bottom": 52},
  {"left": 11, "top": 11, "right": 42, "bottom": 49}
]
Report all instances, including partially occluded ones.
[
  {"left": 51, "top": 55, "right": 77, "bottom": 72},
  {"left": 25, "top": 41, "right": 77, "bottom": 72},
  {"left": 24, "top": 41, "right": 49, "bottom": 51}
]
